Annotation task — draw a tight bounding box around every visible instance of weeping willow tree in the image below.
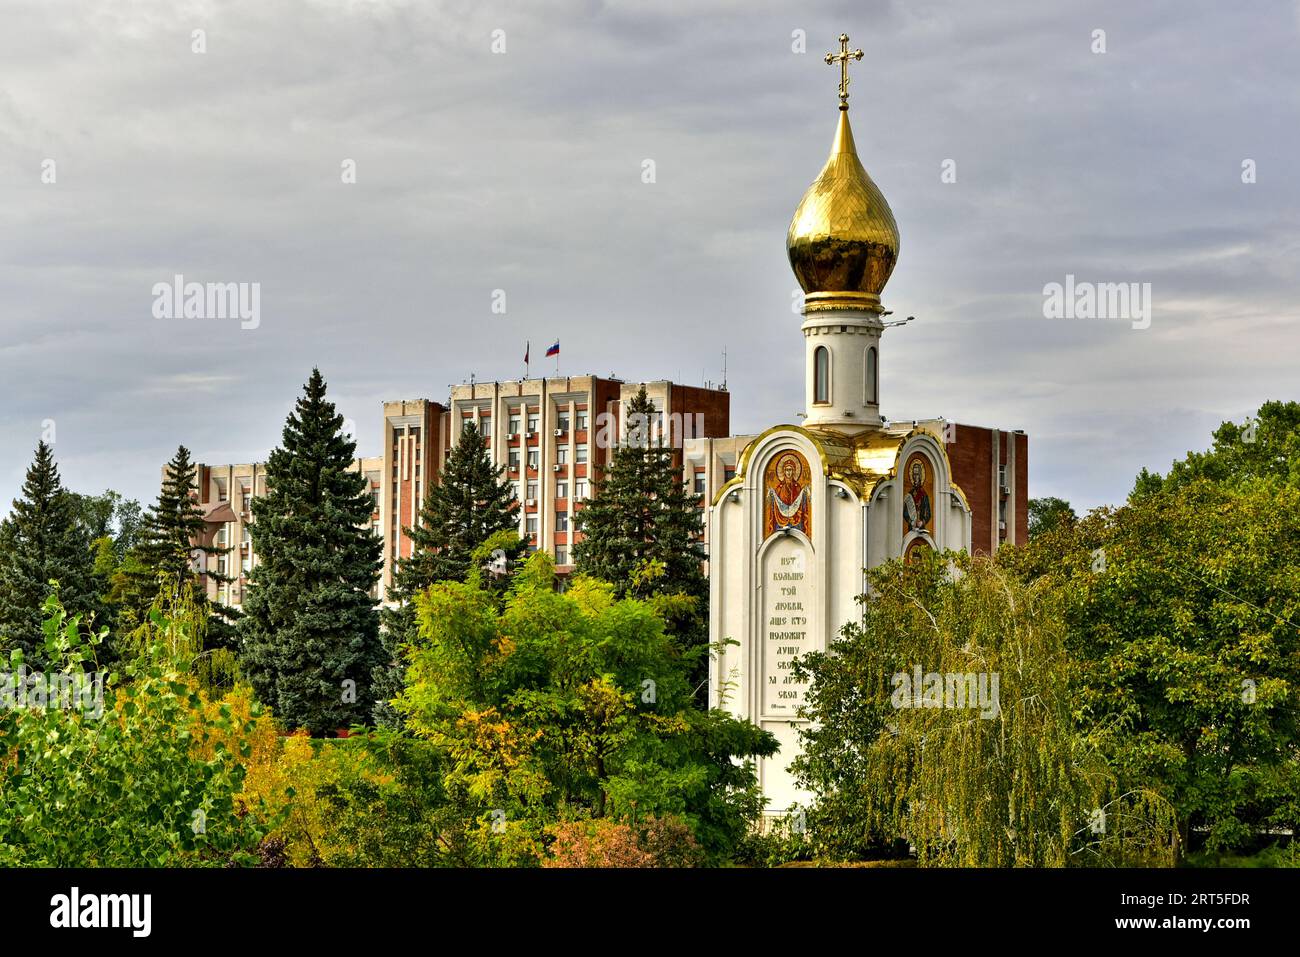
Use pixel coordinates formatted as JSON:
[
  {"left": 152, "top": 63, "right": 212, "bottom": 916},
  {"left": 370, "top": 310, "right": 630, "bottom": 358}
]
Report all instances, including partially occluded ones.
[
  {"left": 122, "top": 579, "right": 241, "bottom": 694},
  {"left": 791, "top": 551, "right": 1176, "bottom": 867}
]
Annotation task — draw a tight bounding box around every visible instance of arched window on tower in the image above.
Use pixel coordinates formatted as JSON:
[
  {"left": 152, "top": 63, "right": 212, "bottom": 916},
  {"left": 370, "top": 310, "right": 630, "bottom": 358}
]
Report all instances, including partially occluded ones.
[
  {"left": 866, "top": 346, "right": 878, "bottom": 405},
  {"left": 814, "top": 346, "right": 830, "bottom": 404}
]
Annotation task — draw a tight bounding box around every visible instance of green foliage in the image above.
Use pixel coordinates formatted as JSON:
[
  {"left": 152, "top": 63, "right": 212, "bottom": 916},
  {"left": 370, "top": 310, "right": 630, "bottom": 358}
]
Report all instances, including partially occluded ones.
[
  {"left": 0, "top": 591, "right": 269, "bottom": 866},
  {"left": 793, "top": 551, "right": 1177, "bottom": 866},
  {"left": 1132, "top": 400, "right": 1300, "bottom": 499},
  {"left": 395, "top": 552, "right": 775, "bottom": 864},
  {"left": 70, "top": 489, "right": 146, "bottom": 561},
  {"left": 1028, "top": 495, "right": 1076, "bottom": 538},
  {"left": 0, "top": 442, "right": 102, "bottom": 665},
  {"left": 126, "top": 445, "right": 235, "bottom": 648},
  {"left": 1003, "top": 477, "right": 1300, "bottom": 854},
  {"left": 237, "top": 368, "right": 385, "bottom": 735},
  {"left": 375, "top": 422, "right": 523, "bottom": 728},
  {"left": 731, "top": 809, "right": 815, "bottom": 867}
]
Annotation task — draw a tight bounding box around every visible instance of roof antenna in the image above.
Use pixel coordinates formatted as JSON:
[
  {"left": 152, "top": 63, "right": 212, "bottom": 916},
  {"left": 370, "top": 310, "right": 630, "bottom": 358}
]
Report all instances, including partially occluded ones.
[{"left": 721, "top": 348, "right": 728, "bottom": 391}]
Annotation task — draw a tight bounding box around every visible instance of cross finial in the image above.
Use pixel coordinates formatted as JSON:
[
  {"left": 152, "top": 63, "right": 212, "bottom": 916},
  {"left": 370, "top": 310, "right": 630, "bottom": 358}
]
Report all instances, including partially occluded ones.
[{"left": 824, "top": 33, "right": 864, "bottom": 111}]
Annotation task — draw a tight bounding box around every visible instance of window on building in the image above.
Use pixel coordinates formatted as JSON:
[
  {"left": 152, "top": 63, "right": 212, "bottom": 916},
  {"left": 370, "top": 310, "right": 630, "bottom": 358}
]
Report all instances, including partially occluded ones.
[
  {"left": 480, "top": 416, "right": 491, "bottom": 435},
  {"left": 866, "top": 346, "right": 878, "bottom": 404},
  {"left": 998, "top": 464, "right": 1007, "bottom": 490},
  {"left": 694, "top": 473, "right": 706, "bottom": 495},
  {"left": 526, "top": 516, "right": 538, "bottom": 535},
  {"left": 241, "top": 526, "right": 251, "bottom": 544},
  {"left": 508, "top": 414, "right": 521, "bottom": 435},
  {"left": 576, "top": 479, "right": 589, "bottom": 500},
  {"left": 576, "top": 443, "right": 588, "bottom": 464},
  {"left": 410, "top": 426, "right": 421, "bottom": 441},
  {"left": 555, "top": 547, "right": 568, "bottom": 565},
  {"left": 999, "top": 498, "right": 1007, "bottom": 524},
  {"left": 216, "top": 526, "right": 227, "bottom": 547},
  {"left": 527, "top": 414, "right": 539, "bottom": 433},
  {"left": 527, "top": 481, "right": 539, "bottom": 500},
  {"left": 556, "top": 481, "right": 568, "bottom": 499},
  {"left": 217, "top": 556, "right": 228, "bottom": 576},
  {"left": 527, "top": 449, "right": 539, "bottom": 470},
  {"left": 556, "top": 511, "right": 569, "bottom": 532},
  {"left": 724, "top": 466, "right": 736, "bottom": 483},
  {"left": 509, "top": 450, "right": 521, "bottom": 470},
  {"left": 576, "top": 411, "right": 589, "bottom": 430},
  {"left": 557, "top": 413, "right": 570, "bottom": 432},
  {"left": 557, "top": 446, "right": 568, "bottom": 465},
  {"left": 814, "top": 346, "right": 830, "bottom": 404}
]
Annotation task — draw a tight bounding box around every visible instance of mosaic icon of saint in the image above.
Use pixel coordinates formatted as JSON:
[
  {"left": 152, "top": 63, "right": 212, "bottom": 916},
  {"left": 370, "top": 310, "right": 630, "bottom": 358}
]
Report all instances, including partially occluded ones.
[
  {"left": 902, "top": 458, "right": 932, "bottom": 532},
  {"left": 767, "top": 452, "right": 811, "bottom": 535}
]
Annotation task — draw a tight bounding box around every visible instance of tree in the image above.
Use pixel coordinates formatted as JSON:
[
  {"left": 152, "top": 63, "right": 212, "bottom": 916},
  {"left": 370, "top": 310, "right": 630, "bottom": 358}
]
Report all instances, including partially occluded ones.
[
  {"left": 792, "top": 551, "right": 1177, "bottom": 866},
  {"left": 129, "top": 446, "right": 234, "bottom": 645},
  {"left": 374, "top": 423, "right": 523, "bottom": 727},
  {"left": 0, "top": 442, "right": 102, "bottom": 664},
  {"left": 0, "top": 590, "right": 270, "bottom": 866},
  {"left": 574, "top": 388, "right": 705, "bottom": 602},
  {"left": 1003, "top": 477, "right": 1300, "bottom": 855},
  {"left": 395, "top": 554, "right": 776, "bottom": 865},
  {"left": 136, "top": 447, "right": 229, "bottom": 596},
  {"left": 1132, "top": 400, "right": 1300, "bottom": 499},
  {"left": 237, "top": 369, "right": 384, "bottom": 735},
  {"left": 70, "top": 489, "right": 146, "bottom": 561},
  {"left": 573, "top": 387, "right": 708, "bottom": 686},
  {"left": 1028, "top": 495, "right": 1076, "bottom": 538}
]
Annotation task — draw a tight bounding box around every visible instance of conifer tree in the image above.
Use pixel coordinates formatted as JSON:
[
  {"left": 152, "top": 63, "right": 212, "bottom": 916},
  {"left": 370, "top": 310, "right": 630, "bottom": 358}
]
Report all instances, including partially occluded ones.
[
  {"left": 130, "top": 446, "right": 235, "bottom": 644},
  {"left": 374, "top": 422, "right": 522, "bottom": 726},
  {"left": 573, "top": 387, "right": 707, "bottom": 604},
  {"left": 0, "top": 442, "right": 102, "bottom": 663},
  {"left": 237, "top": 368, "right": 384, "bottom": 735}
]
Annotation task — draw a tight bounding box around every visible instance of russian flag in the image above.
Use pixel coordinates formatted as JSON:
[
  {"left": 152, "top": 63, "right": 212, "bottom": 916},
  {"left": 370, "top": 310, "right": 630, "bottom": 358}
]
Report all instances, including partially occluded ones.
[{"left": 545, "top": 340, "right": 560, "bottom": 358}]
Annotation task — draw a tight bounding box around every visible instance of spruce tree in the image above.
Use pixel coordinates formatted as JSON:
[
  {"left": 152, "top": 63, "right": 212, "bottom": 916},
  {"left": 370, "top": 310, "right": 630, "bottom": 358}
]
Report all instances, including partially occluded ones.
[
  {"left": 131, "top": 446, "right": 235, "bottom": 644},
  {"left": 573, "top": 387, "right": 707, "bottom": 603},
  {"left": 374, "top": 422, "right": 522, "bottom": 727},
  {"left": 237, "top": 369, "right": 384, "bottom": 735},
  {"left": 0, "top": 442, "right": 102, "bottom": 663}
]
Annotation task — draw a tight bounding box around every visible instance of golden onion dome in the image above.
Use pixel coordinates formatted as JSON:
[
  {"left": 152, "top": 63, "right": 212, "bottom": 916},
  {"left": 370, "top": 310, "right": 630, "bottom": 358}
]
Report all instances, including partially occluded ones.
[{"left": 787, "top": 108, "right": 899, "bottom": 311}]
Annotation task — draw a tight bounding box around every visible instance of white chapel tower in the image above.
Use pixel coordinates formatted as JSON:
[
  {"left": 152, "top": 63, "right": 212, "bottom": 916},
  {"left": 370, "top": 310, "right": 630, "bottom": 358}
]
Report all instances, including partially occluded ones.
[{"left": 708, "top": 35, "right": 973, "bottom": 814}]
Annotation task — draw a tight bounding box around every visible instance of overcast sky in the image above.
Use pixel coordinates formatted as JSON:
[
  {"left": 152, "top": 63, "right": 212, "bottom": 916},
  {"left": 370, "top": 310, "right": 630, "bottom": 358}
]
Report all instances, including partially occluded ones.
[{"left": 2, "top": 0, "right": 1297, "bottom": 514}]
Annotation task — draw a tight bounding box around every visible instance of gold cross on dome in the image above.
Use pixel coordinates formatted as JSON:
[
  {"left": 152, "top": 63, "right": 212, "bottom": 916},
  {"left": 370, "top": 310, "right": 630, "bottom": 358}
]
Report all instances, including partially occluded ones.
[{"left": 824, "top": 33, "right": 864, "bottom": 110}]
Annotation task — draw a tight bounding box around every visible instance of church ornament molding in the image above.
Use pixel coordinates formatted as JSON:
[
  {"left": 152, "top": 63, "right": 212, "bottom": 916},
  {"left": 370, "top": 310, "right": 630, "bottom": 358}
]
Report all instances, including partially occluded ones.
[
  {"left": 708, "top": 422, "right": 970, "bottom": 518},
  {"left": 867, "top": 426, "right": 971, "bottom": 513}
]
